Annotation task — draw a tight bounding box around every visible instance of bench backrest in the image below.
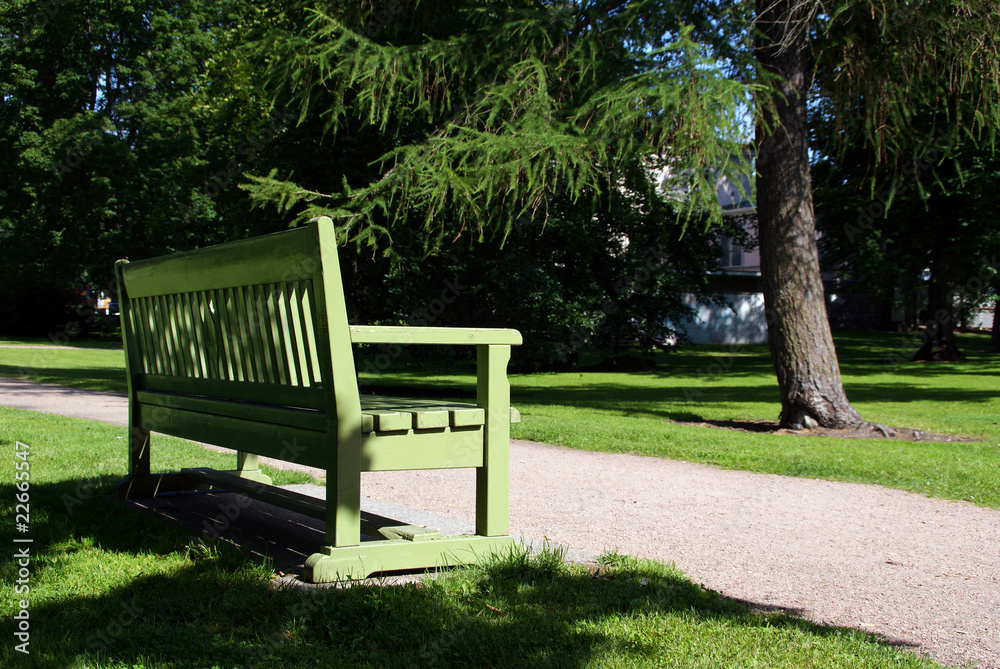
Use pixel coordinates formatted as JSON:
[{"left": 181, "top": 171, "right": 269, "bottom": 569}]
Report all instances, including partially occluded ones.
[{"left": 115, "top": 218, "right": 360, "bottom": 422}]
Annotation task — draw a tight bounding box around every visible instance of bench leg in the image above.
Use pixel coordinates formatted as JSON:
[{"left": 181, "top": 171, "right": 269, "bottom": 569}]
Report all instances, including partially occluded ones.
[
  {"left": 476, "top": 344, "right": 511, "bottom": 537},
  {"left": 326, "top": 425, "right": 362, "bottom": 548},
  {"left": 117, "top": 419, "right": 152, "bottom": 498},
  {"left": 235, "top": 451, "right": 272, "bottom": 485},
  {"left": 128, "top": 423, "right": 151, "bottom": 479}
]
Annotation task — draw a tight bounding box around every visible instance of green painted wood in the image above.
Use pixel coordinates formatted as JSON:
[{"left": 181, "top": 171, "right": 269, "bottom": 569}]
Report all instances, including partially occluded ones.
[
  {"left": 236, "top": 286, "right": 262, "bottom": 383},
  {"left": 120, "top": 224, "right": 322, "bottom": 298},
  {"left": 253, "top": 285, "right": 278, "bottom": 384},
  {"left": 413, "top": 409, "right": 449, "bottom": 430},
  {"left": 350, "top": 325, "right": 522, "bottom": 345},
  {"left": 314, "top": 217, "right": 364, "bottom": 549},
  {"left": 304, "top": 535, "right": 516, "bottom": 582},
  {"left": 276, "top": 282, "right": 302, "bottom": 386},
  {"left": 361, "top": 428, "right": 484, "bottom": 471},
  {"left": 182, "top": 292, "right": 205, "bottom": 378},
  {"left": 136, "top": 403, "right": 330, "bottom": 469},
  {"left": 152, "top": 295, "right": 173, "bottom": 376},
  {"left": 377, "top": 525, "right": 442, "bottom": 542},
  {"left": 299, "top": 282, "right": 323, "bottom": 385},
  {"left": 143, "top": 374, "right": 326, "bottom": 410},
  {"left": 264, "top": 286, "right": 288, "bottom": 385},
  {"left": 476, "top": 344, "right": 511, "bottom": 537},
  {"left": 116, "top": 217, "right": 521, "bottom": 577},
  {"left": 136, "top": 390, "right": 327, "bottom": 432},
  {"left": 222, "top": 287, "right": 246, "bottom": 382},
  {"left": 234, "top": 451, "right": 271, "bottom": 484},
  {"left": 288, "top": 281, "right": 312, "bottom": 386},
  {"left": 147, "top": 297, "right": 167, "bottom": 375},
  {"left": 451, "top": 407, "right": 486, "bottom": 427},
  {"left": 363, "top": 409, "right": 412, "bottom": 433},
  {"left": 115, "top": 260, "right": 152, "bottom": 488}
]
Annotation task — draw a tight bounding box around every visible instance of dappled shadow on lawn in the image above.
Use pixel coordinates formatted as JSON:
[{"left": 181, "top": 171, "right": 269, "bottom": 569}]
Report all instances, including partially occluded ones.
[
  {"left": 1, "top": 477, "right": 927, "bottom": 669},
  {"left": 843, "top": 382, "right": 1000, "bottom": 405},
  {"left": 513, "top": 379, "right": 997, "bottom": 413}
]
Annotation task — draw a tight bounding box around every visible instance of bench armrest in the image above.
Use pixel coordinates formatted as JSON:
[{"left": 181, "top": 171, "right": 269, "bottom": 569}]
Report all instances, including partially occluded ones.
[{"left": 349, "top": 325, "right": 522, "bottom": 346}]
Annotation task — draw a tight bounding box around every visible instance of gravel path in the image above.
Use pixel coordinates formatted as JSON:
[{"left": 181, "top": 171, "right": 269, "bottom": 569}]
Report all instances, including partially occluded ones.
[{"left": 2, "top": 376, "right": 998, "bottom": 668}]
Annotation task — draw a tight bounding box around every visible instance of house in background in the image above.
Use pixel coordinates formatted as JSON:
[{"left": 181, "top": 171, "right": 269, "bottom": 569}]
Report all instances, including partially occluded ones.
[{"left": 669, "top": 169, "right": 770, "bottom": 345}]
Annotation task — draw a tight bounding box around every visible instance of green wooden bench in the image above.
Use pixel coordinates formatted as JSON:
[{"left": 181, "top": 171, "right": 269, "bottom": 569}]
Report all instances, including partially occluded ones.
[{"left": 114, "top": 217, "right": 520, "bottom": 582}]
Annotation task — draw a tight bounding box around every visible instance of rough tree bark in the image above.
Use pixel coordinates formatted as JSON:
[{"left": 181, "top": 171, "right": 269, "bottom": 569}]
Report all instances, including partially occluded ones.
[{"left": 754, "top": 0, "right": 864, "bottom": 429}]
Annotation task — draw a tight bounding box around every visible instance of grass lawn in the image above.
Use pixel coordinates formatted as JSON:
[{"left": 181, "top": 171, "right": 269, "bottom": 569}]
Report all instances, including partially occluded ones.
[
  {"left": 1, "top": 329, "right": 998, "bottom": 507},
  {"left": 0, "top": 408, "right": 942, "bottom": 668}
]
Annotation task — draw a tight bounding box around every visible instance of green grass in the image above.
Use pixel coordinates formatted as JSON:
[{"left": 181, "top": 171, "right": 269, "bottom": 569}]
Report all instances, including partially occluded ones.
[
  {"left": 1, "top": 408, "right": 942, "bottom": 668},
  {"left": 0, "top": 335, "right": 123, "bottom": 349},
  {"left": 0, "top": 343, "right": 127, "bottom": 392},
  {"left": 2, "top": 329, "right": 998, "bottom": 507},
  {"left": 366, "top": 330, "right": 1000, "bottom": 508}
]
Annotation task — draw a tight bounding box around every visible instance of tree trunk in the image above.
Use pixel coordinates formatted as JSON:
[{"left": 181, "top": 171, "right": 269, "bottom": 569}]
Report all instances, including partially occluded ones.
[
  {"left": 755, "top": 0, "right": 864, "bottom": 429},
  {"left": 912, "top": 268, "right": 965, "bottom": 361}
]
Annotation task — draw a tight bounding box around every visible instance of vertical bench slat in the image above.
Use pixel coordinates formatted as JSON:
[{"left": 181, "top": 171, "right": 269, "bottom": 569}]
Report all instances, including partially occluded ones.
[
  {"left": 265, "top": 285, "right": 289, "bottom": 385},
  {"left": 155, "top": 295, "right": 177, "bottom": 376},
  {"left": 140, "top": 297, "right": 163, "bottom": 375},
  {"left": 169, "top": 294, "right": 192, "bottom": 378},
  {"left": 162, "top": 294, "right": 182, "bottom": 376},
  {"left": 248, "top": 285, "right": 268, "bottom": 383},
  {"left": 256, "top": 285, "right": 282, "bottom": 385},
  {"left": 180, "top": 292, "right": 202, "bottom": 379},
  {"left": 175, "top": 293, "right": 192, "bottom": 377},
  {"left": 213, "top": 290, "right": 230, "bottom": 380},
  {"left": 126, "top": 299, "right": 146, "bottom": 374},
  {"left": 141, "top": 297, "right": 160, "bottom": 374},
  {"left": 126, "top": 303, "right": 146, "bottom": 374},
  {"left": 288, "top": 280, "right": 313, "bottom": 387},
  {"left": 193, "top": 292, "right": 212, "bottom": 379},
  {"left": 300, "top": 281, "right": 323, "bottom": 386},
  {"left": 218, "top": 287, "right": 242, "bottom": 382},
  {"left": 291, "top": 280, "right": 313, "bottom": 386},
  {"left": 184, "top": 293, "right": 201, "bottom": 378},
  {"left": 197, "top": 291, "right": 218, "bottom": 380},
  {"left": 244, "top": 285, "right": 268, "bottom": 383},
  {"left": 233, "top": 286, "right": 258, "bottom": 383},
  {"left": 276, "top": 282, "right": 302, "bottom": 386}
]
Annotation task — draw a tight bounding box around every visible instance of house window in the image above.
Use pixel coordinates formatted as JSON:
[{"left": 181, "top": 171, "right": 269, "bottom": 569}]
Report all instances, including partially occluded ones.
[{"left": 718, "top": 235, "right": 744, "bottom": 268}]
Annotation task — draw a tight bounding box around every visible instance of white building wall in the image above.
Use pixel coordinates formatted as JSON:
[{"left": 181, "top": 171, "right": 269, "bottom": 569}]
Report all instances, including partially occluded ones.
[
  {"left": 967, "top": 304, "right": 995, "bottom": 331},
  {"left": 673, "top": 293, "right": 769, "bottom": 345}
]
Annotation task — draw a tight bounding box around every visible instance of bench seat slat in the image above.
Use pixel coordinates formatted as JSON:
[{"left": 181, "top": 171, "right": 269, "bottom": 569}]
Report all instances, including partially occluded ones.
[{"left": 137, "top": 387, "right": 515, "bottom": 437}]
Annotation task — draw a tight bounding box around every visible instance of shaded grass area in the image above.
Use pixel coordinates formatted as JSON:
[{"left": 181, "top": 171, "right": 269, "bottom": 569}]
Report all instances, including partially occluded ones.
[
  {"left": 2, "top": 330, "right": 998, "bottom": 507},
  {"left": 1, "top": 408, "right": 940, "bottom": 668}
]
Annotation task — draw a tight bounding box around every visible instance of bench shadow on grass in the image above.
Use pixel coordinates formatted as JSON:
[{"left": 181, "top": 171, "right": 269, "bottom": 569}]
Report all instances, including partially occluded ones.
[{"left": 1, "top": 478, "right": 927, "bottom": 669}]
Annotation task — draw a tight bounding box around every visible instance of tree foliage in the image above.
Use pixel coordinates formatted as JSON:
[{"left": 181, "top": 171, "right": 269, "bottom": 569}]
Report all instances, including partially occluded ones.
[
  {"left": 245, "top": 0, "right": 755, "bottom": 245},
  {"left": 0, "top": 0, "right": 284, "bottom": 335}
]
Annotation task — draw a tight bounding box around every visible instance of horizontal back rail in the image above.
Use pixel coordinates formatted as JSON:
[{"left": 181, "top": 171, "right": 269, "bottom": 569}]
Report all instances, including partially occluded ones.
[{"left": 121, "top": 225, "right": 322, "bottom": 298}]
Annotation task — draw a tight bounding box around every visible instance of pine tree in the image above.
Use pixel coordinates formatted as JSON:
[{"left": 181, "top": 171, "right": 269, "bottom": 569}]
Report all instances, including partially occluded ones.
[{"left": 247, "top": 0, "right": 1000, "bottom": 427}]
